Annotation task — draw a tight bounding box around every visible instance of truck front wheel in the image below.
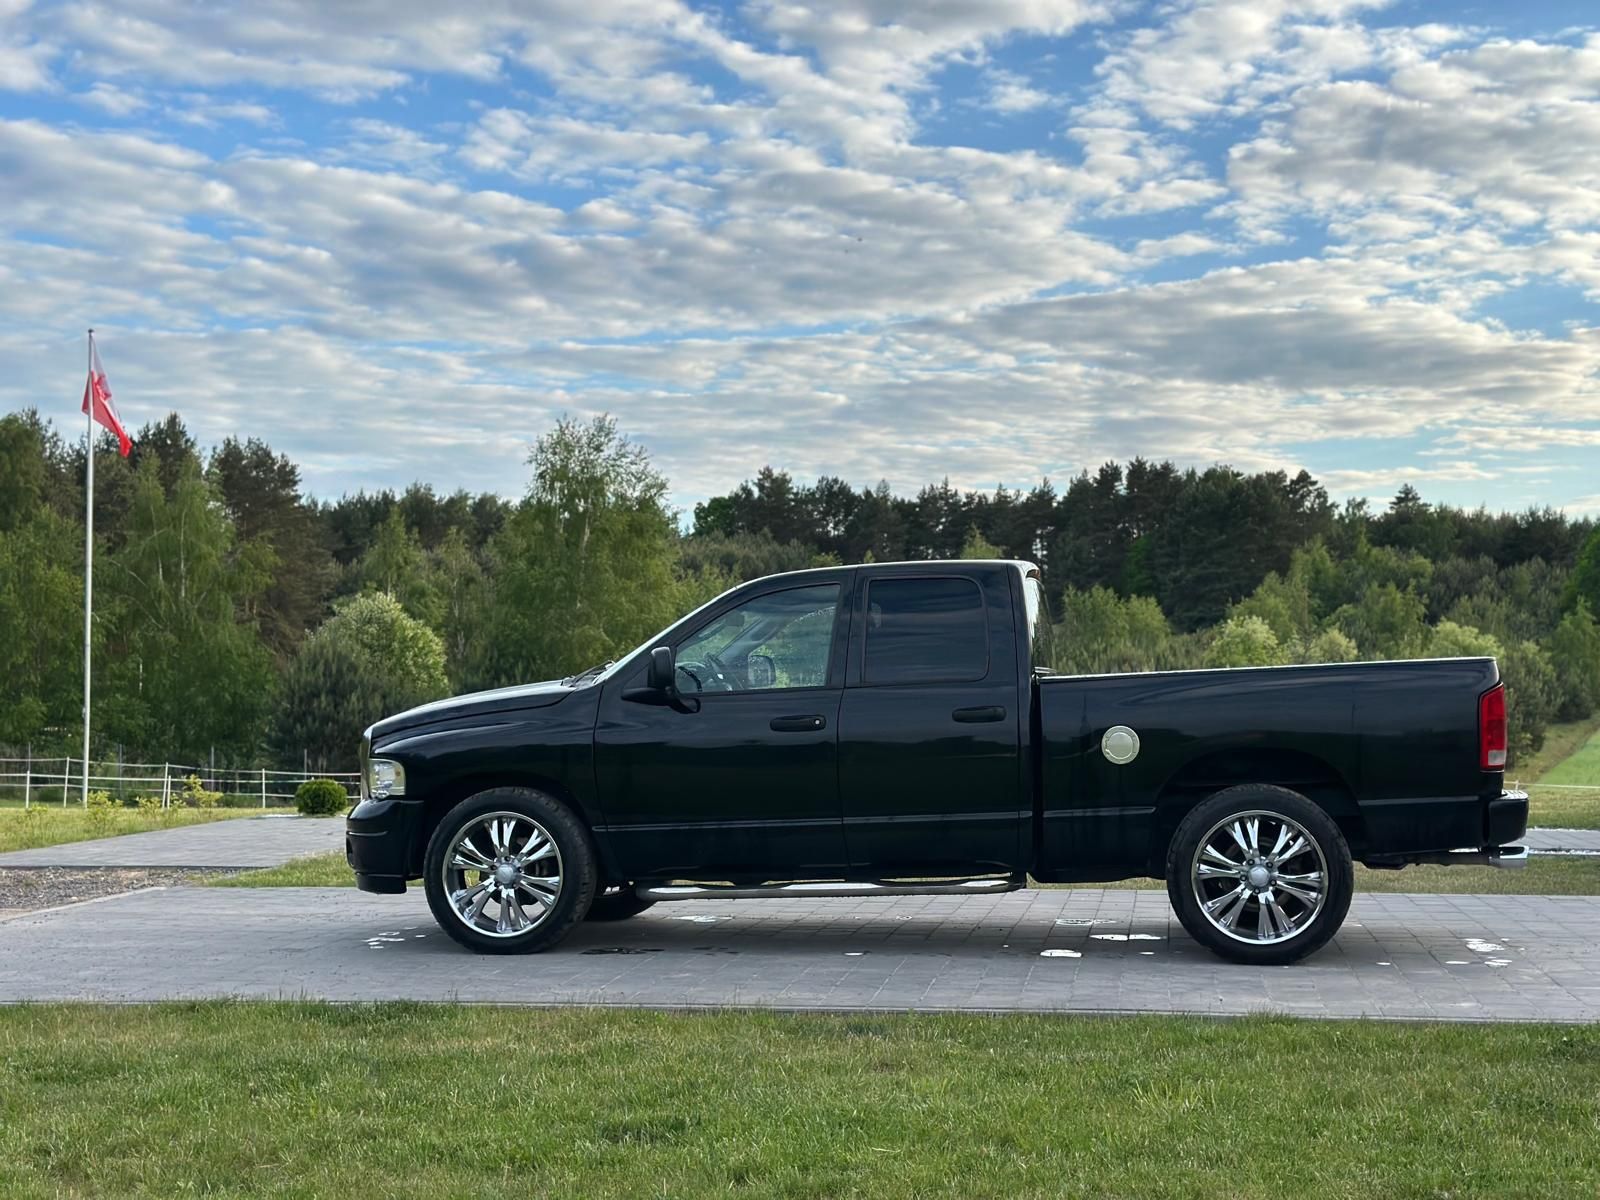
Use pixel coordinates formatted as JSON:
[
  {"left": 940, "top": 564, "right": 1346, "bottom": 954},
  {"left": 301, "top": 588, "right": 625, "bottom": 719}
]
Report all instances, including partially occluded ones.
[
  {"left": 422, "top": 787, "right": 598, "bottom": 955},
  {"left": 1166, "top": 784, "right": 1353, "bottom": 965}
]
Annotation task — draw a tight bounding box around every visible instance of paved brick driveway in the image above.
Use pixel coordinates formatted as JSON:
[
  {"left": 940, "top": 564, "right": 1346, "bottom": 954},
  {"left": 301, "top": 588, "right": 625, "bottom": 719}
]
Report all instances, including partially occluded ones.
[
  {"left": 2, "top": 887, "right": 1596, "bottom": 1021},
  {"left": 0, "top": 815, "right": 345, "bottom": 869}
]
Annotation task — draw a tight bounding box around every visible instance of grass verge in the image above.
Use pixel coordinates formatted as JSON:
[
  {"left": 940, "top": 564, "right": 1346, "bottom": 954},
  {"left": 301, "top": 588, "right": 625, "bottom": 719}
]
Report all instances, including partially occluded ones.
[
  {"left": 0, "top": 1004, "right": 1595, "bottom": 1199},
  {"left": 1526, "top": 785, "right": 1600, "bottom": 830},
  {"left": 1517, "top": 712, "right": 1600, "bottom": 781},
  {"left": 0, "top": 806, "right": 287, "bottom": 855},
  {"left": 222, "top": 852, "right": 1600, "bottom": 895},
  {"left": 207, "top": 851, "right": 354, "bottom": 887},
  {"left": 1516, "top": 716, "right": 1600, "bottom": 829},
  {"left": 1536, "top": 727, "right": 1600, "bottom": 787}
]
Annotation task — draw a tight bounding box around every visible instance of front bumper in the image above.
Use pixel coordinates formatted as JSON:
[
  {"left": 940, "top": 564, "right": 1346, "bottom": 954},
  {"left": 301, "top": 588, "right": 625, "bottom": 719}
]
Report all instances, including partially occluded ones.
[{"left": 346, "top": 796, "right": 421, "bottom": 894}]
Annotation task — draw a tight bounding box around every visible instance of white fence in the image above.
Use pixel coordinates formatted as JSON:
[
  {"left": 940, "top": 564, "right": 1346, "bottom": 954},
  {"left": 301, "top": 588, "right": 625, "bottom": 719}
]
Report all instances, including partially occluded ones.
[{"left": 0, "top": 756, "right": 361, "bottom": 810}]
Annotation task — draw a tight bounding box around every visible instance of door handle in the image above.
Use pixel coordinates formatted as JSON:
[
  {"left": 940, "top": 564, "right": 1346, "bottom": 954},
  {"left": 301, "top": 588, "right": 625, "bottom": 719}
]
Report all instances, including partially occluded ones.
[
  {"left": 770, "top": 714, "right": 827, "bottom": 732},
  {"left": 952, "top": 705, "right": 1006, "bottom": 724}
]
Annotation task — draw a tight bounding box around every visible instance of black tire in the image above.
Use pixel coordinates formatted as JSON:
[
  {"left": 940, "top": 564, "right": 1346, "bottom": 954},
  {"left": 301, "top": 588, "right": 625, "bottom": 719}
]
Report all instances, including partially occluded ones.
[
  {"left": 423, "top": 787, "right": 598, "bottom": 955},
  {"left": 1166, "top": 784, "right": 1353, "bottom": 966},
  {"left": 586, "top": 887, "right": 657, "bottom": 922}
]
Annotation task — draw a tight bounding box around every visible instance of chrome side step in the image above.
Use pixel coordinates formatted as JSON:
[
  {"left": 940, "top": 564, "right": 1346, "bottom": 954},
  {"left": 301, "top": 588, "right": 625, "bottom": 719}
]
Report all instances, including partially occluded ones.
[{"left": 637, "top": 876, "right": 1024, "bottom": 902}]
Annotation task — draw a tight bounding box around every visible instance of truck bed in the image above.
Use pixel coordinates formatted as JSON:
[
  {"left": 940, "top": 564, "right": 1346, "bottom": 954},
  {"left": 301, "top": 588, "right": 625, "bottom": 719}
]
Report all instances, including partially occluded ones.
[{"left": 1032, "top": 657, "right": 1505, "bottom": 880}]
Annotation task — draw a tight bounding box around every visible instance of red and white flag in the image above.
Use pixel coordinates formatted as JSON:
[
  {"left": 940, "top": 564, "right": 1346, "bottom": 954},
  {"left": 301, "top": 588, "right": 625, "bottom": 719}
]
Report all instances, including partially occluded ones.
[{"left": 82, "top": 334, "right": 131, "bottom": 457}]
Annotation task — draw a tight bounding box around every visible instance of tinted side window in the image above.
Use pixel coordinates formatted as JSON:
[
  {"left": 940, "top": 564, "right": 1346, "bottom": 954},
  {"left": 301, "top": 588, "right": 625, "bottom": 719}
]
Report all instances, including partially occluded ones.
[
  {"left": 675, "top": 584, "right": 840, "bottom": 693},
  {"left": 864, "top": 578, "right": 988, "bottom": 685}
]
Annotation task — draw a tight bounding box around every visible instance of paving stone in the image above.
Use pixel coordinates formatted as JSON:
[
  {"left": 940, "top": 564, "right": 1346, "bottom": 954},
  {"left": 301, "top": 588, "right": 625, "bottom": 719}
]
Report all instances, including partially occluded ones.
[
  {"left": 0, "top": 815, "right": 345, "bottom": 869},
  {"left": 1, "top": 887, "right": 1597, "bottom": 1021}
]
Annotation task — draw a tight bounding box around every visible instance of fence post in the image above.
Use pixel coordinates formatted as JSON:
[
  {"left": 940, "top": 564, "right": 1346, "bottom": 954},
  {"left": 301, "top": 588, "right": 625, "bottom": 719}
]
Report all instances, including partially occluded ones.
[
  {"left": 63, "top": 757, "right": 70, "bottom": 807},
  {"left": 261, "top": 767, "right": 267, "bottom": 809},
  {"left": 23, "top": 768, "right": 30, "bottom": 811},
  {"left": 162, "top": 764, "right": 171, "bottom": 809}
]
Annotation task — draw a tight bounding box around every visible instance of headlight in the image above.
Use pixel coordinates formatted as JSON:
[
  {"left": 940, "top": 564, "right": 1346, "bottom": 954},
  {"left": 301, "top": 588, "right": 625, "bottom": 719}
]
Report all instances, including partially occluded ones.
[{"left": 366, "top": 758, "right": 406, "bottom": 800}]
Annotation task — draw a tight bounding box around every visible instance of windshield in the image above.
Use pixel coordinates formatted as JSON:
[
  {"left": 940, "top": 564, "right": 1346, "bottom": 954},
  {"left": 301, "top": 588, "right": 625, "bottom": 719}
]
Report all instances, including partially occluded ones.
[{"left": 583, "top": 578, "right": 746, "bottom": 687}]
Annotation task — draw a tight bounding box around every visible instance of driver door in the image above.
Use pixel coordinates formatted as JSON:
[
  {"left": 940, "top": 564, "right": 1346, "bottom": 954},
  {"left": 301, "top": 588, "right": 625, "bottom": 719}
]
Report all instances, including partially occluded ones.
[{"left": 594, "top": 576, "right": 852, "bottom": 880}]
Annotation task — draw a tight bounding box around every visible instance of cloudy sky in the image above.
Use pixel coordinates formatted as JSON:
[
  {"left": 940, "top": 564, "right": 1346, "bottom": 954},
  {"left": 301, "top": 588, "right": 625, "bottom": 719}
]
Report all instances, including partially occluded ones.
[{"left": 2, "top": 0, "right": 1598, "bottom": 514}]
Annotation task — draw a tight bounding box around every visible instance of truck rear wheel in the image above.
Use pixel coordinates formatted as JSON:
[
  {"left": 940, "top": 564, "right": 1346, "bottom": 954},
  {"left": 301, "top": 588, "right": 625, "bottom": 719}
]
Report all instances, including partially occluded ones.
[
  {"left": 422, "top": 787, "right": 598, "bottom": 955},
  {"left": 1166, "top": 784, "right": 1353, "bottom": 965}
]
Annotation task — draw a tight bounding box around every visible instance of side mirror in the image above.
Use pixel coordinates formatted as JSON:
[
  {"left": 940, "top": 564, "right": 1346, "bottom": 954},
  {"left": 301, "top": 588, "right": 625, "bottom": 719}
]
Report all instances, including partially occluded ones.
[
  {"left": 646, "top": 645, "right": 676, "bottom": 693},
  {"left": 624, "top": 645, "right": 686, "bottom": 707}
]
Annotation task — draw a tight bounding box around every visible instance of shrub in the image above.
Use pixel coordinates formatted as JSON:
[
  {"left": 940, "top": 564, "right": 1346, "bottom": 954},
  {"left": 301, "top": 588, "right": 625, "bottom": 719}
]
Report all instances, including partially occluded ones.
[
  {"left": 1299, "top": 628, "right": 1359, "bottom": 664},
  {"left": 181, "top": 774, "right": 222, "bottom": 809},
  {"left": 296, "top": 778, "right": 349, "bottom": 817},
  {"left": 1329, "top": 583, "right": 1428, "bottom": 659},
  {"left": 1428, "top": 620, "right": 1503, "bottom": 661},
  {"left": 1204, "top": 616, "right": 1287, "bottom": 668},
  {"left": 1054, "top": 586, "right": 1175, "bottom": 674},
  {"left": 85, "top": 789, "right": 119, "bottom": 829},
  {"left": 1547, "top": 602, "right": 1600, "bottom": 720},
  {"left": 1501, "top": 639, "right": 1560, "bottom": 766},
  {"left": 136, "top": 794, "right": 164, "bottom": 816}
]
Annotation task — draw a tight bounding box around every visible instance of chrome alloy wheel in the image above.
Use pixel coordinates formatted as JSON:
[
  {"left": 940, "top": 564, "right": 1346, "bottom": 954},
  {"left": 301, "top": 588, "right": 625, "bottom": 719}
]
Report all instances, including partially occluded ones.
[
  {"left": 441, "top": 810, "right": 564, "bottom": 938},
  {"left": 1190, "top": 809, "right": 1328, "bottom": 945}
]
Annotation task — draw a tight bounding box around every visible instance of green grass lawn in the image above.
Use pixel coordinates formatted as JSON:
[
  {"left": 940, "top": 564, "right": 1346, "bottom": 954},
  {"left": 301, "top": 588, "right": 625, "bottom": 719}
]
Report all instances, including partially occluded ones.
[
  {"left": 221, "top": 851, "right": 1600, "bottom": 895},
  {"left": 1519, "top": 719, "right": 1600, "bottom": 829},
  {"left": 0, "top": 1004, "right": 1594, "bottom": 1199},
  {"left": 1515, "top": 711, "right": 1600, "bottom": 781},
  {"left": 1526, "top": 784, "right": 1600, "bottom": 830},
  {"left": 1537, "top": 728, "right": 1600, "bottom": 788},
  {"left": 1348, "top": 858, "right": 1600, "bottom": 894},
  {"left": 0, "top": 805, "right": 290, "bottom": 855}
]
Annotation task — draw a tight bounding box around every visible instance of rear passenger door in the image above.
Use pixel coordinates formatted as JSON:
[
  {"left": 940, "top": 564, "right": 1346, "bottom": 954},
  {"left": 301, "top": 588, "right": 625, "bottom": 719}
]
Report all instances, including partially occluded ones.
[{"left": 836, "top": 568, "right": 1024, "bottom": 874}]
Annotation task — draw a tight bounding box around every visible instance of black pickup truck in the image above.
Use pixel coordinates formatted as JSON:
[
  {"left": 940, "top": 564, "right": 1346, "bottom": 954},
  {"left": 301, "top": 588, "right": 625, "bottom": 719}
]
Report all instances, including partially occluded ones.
[{"left": 347, "top": 560, "right": 1528, "bottom": 964}]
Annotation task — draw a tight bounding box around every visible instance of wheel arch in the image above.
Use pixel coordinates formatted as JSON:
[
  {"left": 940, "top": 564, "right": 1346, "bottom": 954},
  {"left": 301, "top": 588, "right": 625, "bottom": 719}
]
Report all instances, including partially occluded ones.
[
  {"left": 406, "top": 772, "right": 619, "bottom": 881},
  {"left": 1146, "top": 746, "right": 1365, "bottom": 872}
]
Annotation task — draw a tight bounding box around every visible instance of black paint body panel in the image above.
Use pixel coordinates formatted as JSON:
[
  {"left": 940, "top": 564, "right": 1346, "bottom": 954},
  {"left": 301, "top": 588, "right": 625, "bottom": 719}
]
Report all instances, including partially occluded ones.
[
  {"left": 837, "top": 564, "right": 1026, "bottom": 873},
  {"left": 1035, "top": 656, "right": 1504, "bottom": 878}
]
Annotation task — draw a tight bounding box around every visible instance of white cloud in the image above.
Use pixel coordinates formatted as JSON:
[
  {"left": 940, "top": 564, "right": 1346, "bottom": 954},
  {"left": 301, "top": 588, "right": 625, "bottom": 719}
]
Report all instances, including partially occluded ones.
[
  {"left": 1094, "top": 0, "right": 1388, "bottom": 128},
  {"left": 1318, "top": 461, "right": 1497, "bottom": 494},
  {"left": 338, "top": 118, "right": 449, "bottom": 170},
  {"left": 168, "top": 94, "right": 278, "bottom": 128},
  {"left": 983, "top": 68, "right": 1053, "bottom": 113},
  {"left": 77, "top": 80, "right": 146, "bottom": 114},
  {"left": 0, "top": 0, "right": 52, "bottom": 91},
  {"left": 0, "top": 0, "right": 1597, "bottom": 511},
  {"left": 1229, "top": 37, "right": 1600, "bottom": 235}
]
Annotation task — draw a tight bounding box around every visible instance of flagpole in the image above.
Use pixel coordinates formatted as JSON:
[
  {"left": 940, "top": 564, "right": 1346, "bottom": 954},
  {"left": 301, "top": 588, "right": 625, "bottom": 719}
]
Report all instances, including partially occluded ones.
[{"left": 82, "top": 329, "right": 94, "bottom": 808}]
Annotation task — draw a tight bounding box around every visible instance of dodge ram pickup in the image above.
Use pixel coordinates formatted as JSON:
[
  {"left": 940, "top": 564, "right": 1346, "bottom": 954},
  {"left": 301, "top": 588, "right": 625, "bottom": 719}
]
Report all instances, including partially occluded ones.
[{"left": 347, "top": 560, "right": 1528, "bottom": 964}]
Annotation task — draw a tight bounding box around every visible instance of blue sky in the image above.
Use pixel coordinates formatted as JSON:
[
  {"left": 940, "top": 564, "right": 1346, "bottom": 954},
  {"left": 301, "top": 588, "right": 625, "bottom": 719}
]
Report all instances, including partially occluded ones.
[{"left": 1, "top": 0, "right": 1598, "bottom": 514}]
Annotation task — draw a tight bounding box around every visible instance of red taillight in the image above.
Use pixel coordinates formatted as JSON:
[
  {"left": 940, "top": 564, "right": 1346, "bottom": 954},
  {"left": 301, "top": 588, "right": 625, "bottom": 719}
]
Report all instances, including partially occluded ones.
[{"left": 1480, "top": 684, "right": 1507, "bottom": 770}]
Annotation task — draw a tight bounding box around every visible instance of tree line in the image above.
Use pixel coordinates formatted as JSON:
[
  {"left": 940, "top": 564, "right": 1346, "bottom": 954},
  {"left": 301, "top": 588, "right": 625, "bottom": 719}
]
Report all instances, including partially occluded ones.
[{"left": 3, "top": 408, "right": 1598, "bottom": 771}]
